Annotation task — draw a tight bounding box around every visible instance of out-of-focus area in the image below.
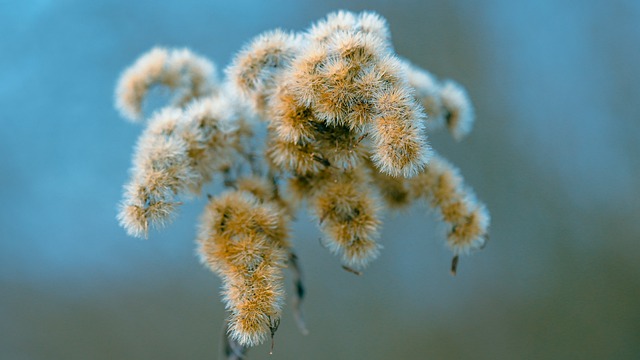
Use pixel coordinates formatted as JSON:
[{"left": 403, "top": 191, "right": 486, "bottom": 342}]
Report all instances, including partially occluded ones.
[{"left": 1, "top": 0, "right": 639, "bottom": 359}]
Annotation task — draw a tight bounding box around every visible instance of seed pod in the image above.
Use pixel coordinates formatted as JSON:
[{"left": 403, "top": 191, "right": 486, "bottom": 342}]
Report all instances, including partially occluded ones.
[
  {"left": 115, "top": 47, "right": 216, "bottom": 122},
  {"left": 198, "top": 190, "right": 289, "bottom": 347},
  {"left": 118, "top": 93, "right": 253, "bottom": 238},
  {"left": 118, "top": 108, "right": 196, "bottom": 237},
  {"left": 306, "top": 10, "right": 358, "bottom": 44},
  {"left": 407, "top": 153, "right": 489, "bottom": 254},
  {"left": 402, "top": 60, "right": 445, "bottom": 128},
  {"left": 226, "top": 30, "right": 299, "bottom": 97},
  {"left": 440, "top": 80, "right": 475, "bottom": 140},
  {"left": 267, "top": 84, "right": 319, "bottom": 143},
  {"left": 311, "top": 168, "right": 381, "bottom": 268},
  {"left": 370, "top": 86, "right": 431, "bottom": 178}
]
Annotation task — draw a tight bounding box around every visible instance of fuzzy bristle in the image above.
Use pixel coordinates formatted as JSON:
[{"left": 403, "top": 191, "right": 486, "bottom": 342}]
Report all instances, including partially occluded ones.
[
  {"left": 370, "top": 87, "right": 431, "bottom": 177},
  {"left": 440, "top": 80, "right": 475, "bottom": 140},
  {"left": 310, "top": 168, "right": 381, "bottom": 267},
  {"left": 408, "top": 153, "right": 490, "bottom": 255},
  {"left": 198, "top": 190, "right": 289, "bottom": 347},
  {"left": 115, "top": 47, "right": 216, "bottom": 122},
  {"left": 226, "top": 30, "right": 299, "bottom": 97}
]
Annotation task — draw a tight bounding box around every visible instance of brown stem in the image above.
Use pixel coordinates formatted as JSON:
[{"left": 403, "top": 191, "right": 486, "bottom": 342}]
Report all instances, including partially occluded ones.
[
  {"left": 342, "top": 265, "right": 363, "bottom": 276},
  {"left": 450, "top": 255, "right": 459, "bottom": 276},
  {"left": 222, "top": 320, "right": 247, "bottom": 360},
  {"left": 288, "top": 252, "right": 309, "bottom": 335}
]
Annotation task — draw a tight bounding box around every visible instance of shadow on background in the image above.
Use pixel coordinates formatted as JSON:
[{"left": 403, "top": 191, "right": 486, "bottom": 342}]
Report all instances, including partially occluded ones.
[{"left": 1, "top": 1, "right": 639, "bottom": 359}]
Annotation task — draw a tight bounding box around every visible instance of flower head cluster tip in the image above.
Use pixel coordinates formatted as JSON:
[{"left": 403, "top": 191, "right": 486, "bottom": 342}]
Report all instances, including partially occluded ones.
[
  {"left": 198, "top": 178, "right": 290, "bottom": 347},
  {"left": 115, "top": 10, "right": 490, "bottom": 352}
]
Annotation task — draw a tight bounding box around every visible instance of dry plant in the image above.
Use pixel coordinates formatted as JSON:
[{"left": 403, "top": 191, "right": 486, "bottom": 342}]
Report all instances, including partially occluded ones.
[{"left": 115, "top": 10, "right": 490, "bottom": 357}]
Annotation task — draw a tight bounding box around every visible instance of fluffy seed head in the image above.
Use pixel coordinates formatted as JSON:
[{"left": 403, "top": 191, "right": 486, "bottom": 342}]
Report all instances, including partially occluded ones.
[
  {"left": 327, "top": 31, "right": 386, "bottom": 66},
  {"left": 356, "top": 12, "right": 391, "bottom": 43},
  {"left": 312, "top": 56, "right": 360, "bottom": 124},
  {"left": 198, "top": 190, "right": 289, "bottom": 346},
  {"left": 226, "top": 29, "right": 299, "bottom": 97},
  {"left": 370, "top": 87, "right": 431, "bottom": 177},
  {"left": 168, "top": 48, "right": 217, "bottom": 107},
  {"left": 118, "top": 108, "right": 197, "bottom": 238},
  {"left": 307, "top": 10, "right": 358, "bottom": 43},
  {"left": 115, "top": 47, "right": 216, "bottom": 122},
  {"left": 372, "top": 55, "right": 406, "bottom": 89},
  {"left": 406, "top": 153, "right": 489, "bottom": 255},
  {"left": 312, "top": 169, "right": 381, "bottom": 267},
  {"left": 267, "top": 84, "right": 319, "bottom": 143},
  {"left": 286, "top": 45, "right": 330, "bottom": 107},
  {"left": 312, "top": 122, "right": 367, "bottom": 169},
  {"left": 447, "top": 204, "right": 490, "bottom": 254},
  {"left": 440, "top": 80, "right": 475, "bottom": 140},
  {"left": 117, "top": 182, "right": 179, "bottom": 238},
  {"left": 403, "top": 60, "right": 445, "bottom": 127},
  {"left": 266, "top": 132, "right": 325, "bottom": 175}
]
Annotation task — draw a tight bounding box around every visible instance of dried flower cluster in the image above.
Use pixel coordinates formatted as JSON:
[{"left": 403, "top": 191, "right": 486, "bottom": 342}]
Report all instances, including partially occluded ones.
[{"left": 115, "top": 10, "right": 490, "bottom": 355}]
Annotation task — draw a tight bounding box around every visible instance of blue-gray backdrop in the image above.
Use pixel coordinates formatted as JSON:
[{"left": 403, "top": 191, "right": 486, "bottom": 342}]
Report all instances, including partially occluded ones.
[{"left": 1, "top": 1, "right": 639, "bottom": 359}]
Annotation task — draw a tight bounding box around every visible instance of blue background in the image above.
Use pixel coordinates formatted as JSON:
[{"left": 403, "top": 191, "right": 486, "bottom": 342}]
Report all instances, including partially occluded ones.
[{"left": 1, "top": 1, "right": 639, "bottom": 359}]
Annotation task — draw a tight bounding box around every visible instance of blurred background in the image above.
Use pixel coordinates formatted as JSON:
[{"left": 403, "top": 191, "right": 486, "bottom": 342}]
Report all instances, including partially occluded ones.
[{"left": 1, "top": 0, "right": 639, "bottom": 359}]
